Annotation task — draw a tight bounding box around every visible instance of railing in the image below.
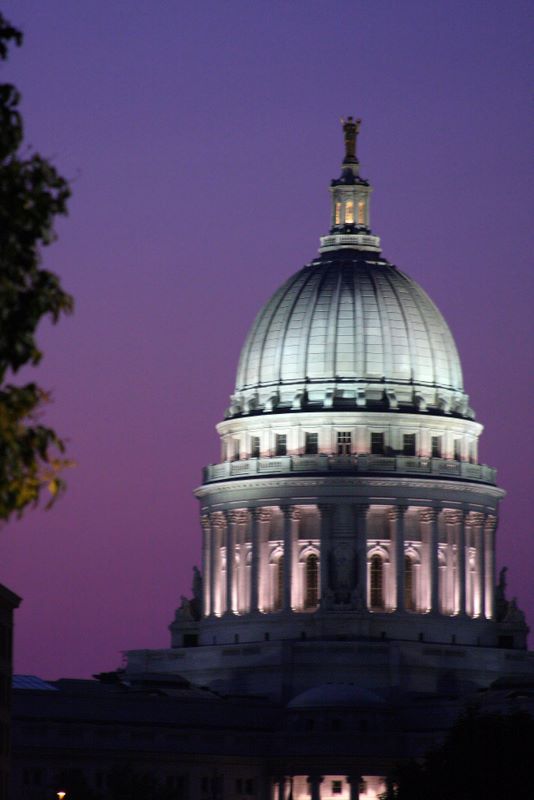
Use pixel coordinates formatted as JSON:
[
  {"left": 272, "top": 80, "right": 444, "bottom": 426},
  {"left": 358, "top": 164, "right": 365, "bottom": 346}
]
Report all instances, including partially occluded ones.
[{"left": 202, "top": 455, "right": 497, "bottom": 485}]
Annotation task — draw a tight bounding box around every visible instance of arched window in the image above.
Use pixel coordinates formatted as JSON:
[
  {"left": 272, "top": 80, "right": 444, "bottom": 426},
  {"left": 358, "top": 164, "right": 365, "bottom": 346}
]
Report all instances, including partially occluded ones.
[
  {"left": 345, "top": 200, "right": 354, "bottom": 224},
  {"left": 273, "top": 555, "right": 284, "bottom": 611},
  {"left": 404, "top": 555, "right": 415, "bottom": 611},
  {"left": 305, "top": 554, "right": 319, "bottom": 608},
  {"left": 370, "top": 555, "right": 384, "bottom": 610}
]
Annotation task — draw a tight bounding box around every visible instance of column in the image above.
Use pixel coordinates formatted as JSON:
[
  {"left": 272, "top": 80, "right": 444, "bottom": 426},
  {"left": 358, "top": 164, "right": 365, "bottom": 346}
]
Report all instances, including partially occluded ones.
[
  {"left": 225, "top": 511, "right": 239, "bottom": 614},
  {"left": 201, "top": 513, "right": 211, "bottom": 617},
  {"left": 485, "top": 515, "right": 497, "bottom": 619},
  {"left": 318, "top": 503, "right": 332, "bottom": 607},
  {"left": 249, "top": 508, "right": 261, "bottom": 613},
  {"left": 275, "top": 776, "right": 286, "bottom": 800},
  {"left": 420, "top": 507, "right": 439, "bottom": 613},
  {"left": 390, "top": 504, "right": 407, "bottom": 613},
  {"left": 457, "top": 510, "right": 467, "bottom": 615},
  {"left": 465, "top": 512, "right": 474, "bottom": 616},
  {"left": 355, "top": 503, "right": 369, "bottom": 610},
  {"left": 471, "top": 511, "right": 486, "bottom": 618},
  {"left": 209, "top": 513, "right": 218, "bottom": 616},
  {"left": 347, "top": 775, "right": 363, "bottom": 800},
  {"left": 281, "top": 505, "right": 293, "bottom": 612},
  {"left": 307, "top": 775, "right": 323, "bottom": 800}
]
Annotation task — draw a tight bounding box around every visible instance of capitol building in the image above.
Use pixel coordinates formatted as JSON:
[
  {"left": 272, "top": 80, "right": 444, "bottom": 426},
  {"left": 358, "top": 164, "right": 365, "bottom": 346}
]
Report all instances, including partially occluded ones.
[{"left": 10, "top": 121, "right": 534, "bottom": 800}]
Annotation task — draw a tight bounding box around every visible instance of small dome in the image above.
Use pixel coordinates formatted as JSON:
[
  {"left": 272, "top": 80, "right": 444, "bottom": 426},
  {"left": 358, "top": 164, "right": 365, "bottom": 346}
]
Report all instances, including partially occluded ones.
[
  {"left": 288, "top": 683, "right": 385, "bottom": 709},
  {"left": 232, "top": 251, "right": 470, "bottom": 419}
]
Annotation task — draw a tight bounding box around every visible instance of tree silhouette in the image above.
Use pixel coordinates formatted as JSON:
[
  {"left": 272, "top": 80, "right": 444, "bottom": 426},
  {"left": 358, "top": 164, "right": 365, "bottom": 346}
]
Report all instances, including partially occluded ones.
[{"left": 0, "top": 13, "right": 73, "bottom": 522}]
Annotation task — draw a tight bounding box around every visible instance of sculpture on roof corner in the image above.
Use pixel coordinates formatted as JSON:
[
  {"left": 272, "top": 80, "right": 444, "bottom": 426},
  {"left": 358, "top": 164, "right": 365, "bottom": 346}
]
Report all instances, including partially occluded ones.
[{"left": 341, "top": 115, "right": 361, "bottom": 162}]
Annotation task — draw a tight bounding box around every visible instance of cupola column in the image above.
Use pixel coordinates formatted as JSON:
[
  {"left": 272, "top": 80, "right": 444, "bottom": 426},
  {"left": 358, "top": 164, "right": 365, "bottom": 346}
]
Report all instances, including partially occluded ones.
[
  {"left": 354, "top": 504, "right": 370, "bottom": 610},
  {"left": 471, "top": 512, "right": 486, "bottom": 618},
  {"left": 201, "top": 514, "right": 211, "bottom": 617}
]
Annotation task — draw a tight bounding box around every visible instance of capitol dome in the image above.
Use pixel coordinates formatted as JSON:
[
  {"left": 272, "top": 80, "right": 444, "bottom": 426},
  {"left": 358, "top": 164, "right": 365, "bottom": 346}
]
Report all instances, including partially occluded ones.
[{"left": 230, "top": 119, "right": 471, "bottom": 421}]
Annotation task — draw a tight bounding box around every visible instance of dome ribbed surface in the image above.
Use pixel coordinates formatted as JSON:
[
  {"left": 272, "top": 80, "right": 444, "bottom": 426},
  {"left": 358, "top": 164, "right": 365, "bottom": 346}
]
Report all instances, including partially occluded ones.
[{"left": 231, "top": 252, "right": 469, "bottom": 417}]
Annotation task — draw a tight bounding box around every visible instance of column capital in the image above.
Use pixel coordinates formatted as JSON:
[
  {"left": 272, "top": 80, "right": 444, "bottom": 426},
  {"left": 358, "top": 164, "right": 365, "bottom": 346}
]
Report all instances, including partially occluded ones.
[
  {"left": 200, "top": 513, "right": 211, "bottom": 530},
  {"left": 419, "top": 507, "right": 437, "bottom": 524},
  {"left": 211, "top": 511, "right": 227, "bottom": 529},
  {"left": 444, "top": 509, "right": 463, "bottom": 525},
  {"left": 388, "top": 503, "right": 408, "bottom": 522},
  {"left": 485, "top": 514, "right": 497, "bottom": 532},
  {"left": 469, "top": 511, "right": 486, "bottom": 526},
  {"left": 227, "top": 509, "right": 245, "bottom": 525}
]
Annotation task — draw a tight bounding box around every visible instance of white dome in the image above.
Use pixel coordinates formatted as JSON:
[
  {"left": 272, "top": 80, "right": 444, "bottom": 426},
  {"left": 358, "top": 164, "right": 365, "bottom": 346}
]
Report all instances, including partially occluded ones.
[{"left": 231, "top": 251, "right": 471, "bottom": 419}]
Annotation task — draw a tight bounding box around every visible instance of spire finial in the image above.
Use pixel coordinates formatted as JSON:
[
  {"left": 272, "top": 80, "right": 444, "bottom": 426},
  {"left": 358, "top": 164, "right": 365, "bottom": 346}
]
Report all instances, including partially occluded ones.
[{"left": 341, "top": 116, "right": 361, "bottom": 163}]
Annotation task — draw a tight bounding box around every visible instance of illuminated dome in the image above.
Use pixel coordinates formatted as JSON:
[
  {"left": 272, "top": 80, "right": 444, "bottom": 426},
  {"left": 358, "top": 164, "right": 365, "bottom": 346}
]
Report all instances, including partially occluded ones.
[
  {"left": 229, "top": 117, "right": 472, "bottom": 420},
  {"left": 233, "top": 251, "right": 469, "bottom": 418}
]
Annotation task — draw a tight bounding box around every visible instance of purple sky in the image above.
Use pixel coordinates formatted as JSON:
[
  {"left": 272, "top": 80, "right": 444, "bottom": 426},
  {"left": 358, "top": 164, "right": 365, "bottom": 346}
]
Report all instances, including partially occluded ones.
[{"left": 1, "top": 1, "right": 532, "bottom": 679}]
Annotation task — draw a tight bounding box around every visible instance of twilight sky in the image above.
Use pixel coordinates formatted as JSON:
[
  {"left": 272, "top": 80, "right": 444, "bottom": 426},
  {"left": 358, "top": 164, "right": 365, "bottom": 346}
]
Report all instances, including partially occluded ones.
[{"left": 1, "top": 0, "right": 532, "bottom": 678}]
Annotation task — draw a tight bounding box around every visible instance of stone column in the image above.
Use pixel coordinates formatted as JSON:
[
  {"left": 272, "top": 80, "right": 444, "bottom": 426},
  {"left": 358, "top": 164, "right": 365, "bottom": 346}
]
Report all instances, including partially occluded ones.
[
  {"left": 457, "top": 510, "right": 467, "bottom": 615},
  {"left": 225, "top": 511, "right": 240, "bottom": 614},
  {"left": 465, "top": 512, "right": 475, "bottom": 616},
  {"left": 209, "top": 513, "right": 218, "bottom": 616},
  {"left": 280, "top": 505, "right": 293, "bottom": 612},
  {"left": 347, "top": 775, "right": 363, "bottom": 800},
  {"left": 355, "top": 503, "right": 369, "bottom": 610},
  {"left": 420, "top": 507, "right": 439, "bottom": 613},
  {"left": 249, "top": 508, "right": 261, "bottom": 613},
  {"left": 485, "top": 515, "right": 497, "bottom": 619},
  {"left": 307, "top": 775, "right": 323, "bottom": 800},
  {"left": 390, "top": 504, "right": 407, "bottom": 613},
  {"left": 471, "top": 511, "right": 486, "bottom": 618},
  {"left": 318, "top": 503, "right": 332, "bottom": 607},
  {"left": 201, "top": 513, "right": 211, "bottom": 617},
  {"left": 276, "top": 776, "right": 286, "bottom": 800}
]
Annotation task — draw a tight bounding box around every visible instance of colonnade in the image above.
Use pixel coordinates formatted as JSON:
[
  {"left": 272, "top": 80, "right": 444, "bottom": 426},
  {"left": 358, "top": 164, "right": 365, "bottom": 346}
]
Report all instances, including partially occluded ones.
[
  {"left": 201, "top": 503, "right": 497, "bottom": 620},
  {"left": 273, "top": 774, "right": 388, "bottom": 800}
]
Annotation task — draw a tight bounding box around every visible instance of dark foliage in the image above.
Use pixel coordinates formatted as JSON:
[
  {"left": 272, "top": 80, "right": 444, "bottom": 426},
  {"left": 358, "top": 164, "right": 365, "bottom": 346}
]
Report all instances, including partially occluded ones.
[
  {"left": 0, "top": 12, "right": 73, "bottom": 522},
  {"left": 388, "top": 709, "right": 534, "bottom": 799}
]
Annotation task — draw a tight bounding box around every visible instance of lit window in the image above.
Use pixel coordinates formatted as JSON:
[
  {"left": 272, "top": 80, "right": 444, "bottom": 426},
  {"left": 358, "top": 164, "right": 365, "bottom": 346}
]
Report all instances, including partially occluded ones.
[
  {"left": 345, "top": 200, "right": 354, "bottom": 223},
  {"left": 370, "top": 555, "right": 384, "bottom": 609},
  {"left": 405, "top": 556, "right": 415, "bottom": 610},
  {"left": 305, "top": 432, "right": 318, "bottom": 454},
  {"left": 305, "top": 554, "right": 319, "bottom": 608},
  {"left": 431, "top": 435, "right": 442, "bottom": 458},
  {"left": 403, "top": 433, "right": 416, "bottom": 456},
  {"left": 332, "top": 780, "right": 343, "bottom": 794},
  {"left": 371, "top": 432, "right": 385, "bottom": 454},
  {"left": 357, "top": 200, "right": 365, "bottom": 224},
  {"left": 250, "top": 436, "right": 260, "bottom": 458},
  {"left": 275, "top": 434, "right": 287, "bottom": 456},
  {"left": 335, "top": 202, "right": 341, "bottom": 225},
  {"left": 337, "top": 431, "right": 351, "bottom": 455}
]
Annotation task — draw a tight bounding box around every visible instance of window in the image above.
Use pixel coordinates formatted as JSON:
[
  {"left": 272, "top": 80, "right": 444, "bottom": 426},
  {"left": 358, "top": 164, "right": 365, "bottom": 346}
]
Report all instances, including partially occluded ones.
[
  {"left": 405, "top": 556, "right": 415, "bottom": 610},
  {"left": 275, "top": 434, "right": 287, "bottom": 456},
  {"left": 345, "top": 200, "right": 354, "bottom": 223},
  {"left": 274, "top": 556, "right": 284, "bottom": 611},
  {"left": 431, "top": 435, "right": 442, "bottom": 458},
  {"left": 454, "top": 439, "right": 462, "bottom": 461},
  {"left": 250, "top": 436, "right": 260, "bottom": 458},
  {"left": 335, "top": 202, "right": 341, "bottom": 225},
  {"left": 232, "top": 439, "right": 240, "bottom": 461},
  {"left": 305, "top": 554, "right": 319, "bottom": 608},
  {"left": 337, "top": 431, "right": 352, "bottom": 455},
  {"left": 403, "top": 433, "right": 416, "bottom": 456},
  {"left": 332, "top": 780, "right": 343, "bottom": 794},
  {"left": 370, "top": 555, "right": 384, "bottom": 609},
  {"left": 371, "top": 432, "right": 385, "bottom": 454},
  {"left": 305, "top": 432, "right": 318, "bottom": 454},
  {"left": 357, "top": 200, "right": 365, "bottom": 224}
]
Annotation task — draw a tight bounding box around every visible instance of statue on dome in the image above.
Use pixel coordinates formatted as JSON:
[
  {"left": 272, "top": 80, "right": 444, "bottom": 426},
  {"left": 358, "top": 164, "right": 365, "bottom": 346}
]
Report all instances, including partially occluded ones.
[{"left": 341, "top": 116, "right": 361, "bottom": 162}]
